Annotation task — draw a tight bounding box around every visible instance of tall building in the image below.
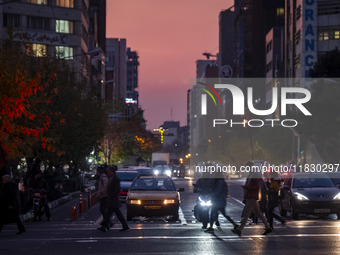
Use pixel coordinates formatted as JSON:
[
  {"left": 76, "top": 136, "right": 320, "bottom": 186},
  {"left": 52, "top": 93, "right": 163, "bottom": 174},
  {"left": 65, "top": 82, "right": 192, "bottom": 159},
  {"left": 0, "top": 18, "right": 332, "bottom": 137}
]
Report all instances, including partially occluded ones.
[
  {"left": 285, "top": 0, "right": 340, "bottom": 79},
  {"left": 88, "top": 0, "right": 106, "bottom": 100},
  {"left": 126, "top": 47, "right": 139, "bottom": 108},
  {"left": 218, "top": 7, "right": 235, "bottom": 77},
  {"left": 0, "top": 0, "right": 90, "bottom": 77},
  {"left": 265, "top": 27, "right": 284, "bottom": 79},
  {"left": 105, "top": 38, "right": 140, "bottom": 116},
  {"left": 106, "top": 38, "right": 127, "bottom": 101},
  {"left": 89, "top": 0, "right": 106, "bottom": 52},
  {"left": 234, "top": 0, "right": 284, "bottom": 78}
]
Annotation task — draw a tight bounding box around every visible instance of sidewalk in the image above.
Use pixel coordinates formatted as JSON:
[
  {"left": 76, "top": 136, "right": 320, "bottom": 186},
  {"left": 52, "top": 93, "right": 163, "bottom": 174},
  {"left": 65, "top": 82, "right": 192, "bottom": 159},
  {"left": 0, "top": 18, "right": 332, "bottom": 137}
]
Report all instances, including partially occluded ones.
[{"left": 22, "top": 185, "right": 96, "bottom": 222}]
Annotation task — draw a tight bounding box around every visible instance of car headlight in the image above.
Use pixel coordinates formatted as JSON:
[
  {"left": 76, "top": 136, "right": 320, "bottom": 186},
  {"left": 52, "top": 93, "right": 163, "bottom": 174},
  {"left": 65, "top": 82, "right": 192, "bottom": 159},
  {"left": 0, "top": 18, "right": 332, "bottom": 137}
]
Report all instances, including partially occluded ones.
[
  {"left": 333, "top": 192, "right": 340, "bottom": 200},
  {"left": 129, "top": 200, "right": 141, "bottom": 205},
  {"left": 294, "top": 192, "right": 309, "bottom": 201},
  {"left": 154, "top": 170, "right": 159, "bottom": 175},
  {"left": 164, "top": 199, "right": 176, "bottom": 204},
  {"left": 165, "top": 170, "right": 171, "bottom": 177}
]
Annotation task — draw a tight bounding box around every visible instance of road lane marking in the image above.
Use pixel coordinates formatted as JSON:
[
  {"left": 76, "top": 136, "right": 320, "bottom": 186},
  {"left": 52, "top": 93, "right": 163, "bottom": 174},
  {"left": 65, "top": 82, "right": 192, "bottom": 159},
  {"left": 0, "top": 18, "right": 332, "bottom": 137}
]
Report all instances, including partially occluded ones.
[
  {"left": 230, "top": 197, "right": 245, "bottom": 206},
  {"left": 4, "top": 233, "right": 340, "bottom": 242},
  {"left": 94, "top": 216, "right": 103, "bottom": 226},
  {"left": 179, "top": 207, "right": 187, "bottom": 225}
]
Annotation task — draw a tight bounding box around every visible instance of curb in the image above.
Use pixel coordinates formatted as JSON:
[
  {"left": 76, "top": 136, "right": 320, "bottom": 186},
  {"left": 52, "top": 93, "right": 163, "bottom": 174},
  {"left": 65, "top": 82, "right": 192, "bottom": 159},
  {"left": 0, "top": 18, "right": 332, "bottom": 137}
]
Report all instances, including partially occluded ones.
[{"left": 21, "top": 186, "right": 95, "bottom": 222}]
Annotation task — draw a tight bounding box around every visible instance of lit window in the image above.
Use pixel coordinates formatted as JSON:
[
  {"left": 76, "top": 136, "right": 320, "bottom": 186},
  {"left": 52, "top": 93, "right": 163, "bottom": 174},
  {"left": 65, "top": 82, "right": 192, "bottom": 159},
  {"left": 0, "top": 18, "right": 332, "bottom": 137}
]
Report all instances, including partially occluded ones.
[
  {"left": 56, "top": 46, "right": 73, "bottom": 59},
  {"left": 26, "top": 44, "right": 47, "bottom": 57},
  {"left": 318, "top": 32, "right": 323, "bottom": 41},
  {"left": 277, "top": 8, "right": 284, "bottom": 17},
  {"left": 56, "top": 0, "right": 74, "bottom": 8},
  {"left": 27, "top": 0, "right": 48, "bottom": 4},
  {"left": 324, "top": 32, "right": 329, "bottom": 40},
  {"left": 334, "top": 31, "right": 340, "bottom": 40},
  {"left": 56, "top": 20, "right": 74, "bottom": 34}
]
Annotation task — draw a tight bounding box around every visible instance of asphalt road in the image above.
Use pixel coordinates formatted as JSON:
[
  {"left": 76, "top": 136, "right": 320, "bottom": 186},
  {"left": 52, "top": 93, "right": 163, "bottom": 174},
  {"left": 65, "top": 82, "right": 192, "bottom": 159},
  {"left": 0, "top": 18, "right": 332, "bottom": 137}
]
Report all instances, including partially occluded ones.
[{"left": 1, "top": 178, "right": 340, "bottom": 255}]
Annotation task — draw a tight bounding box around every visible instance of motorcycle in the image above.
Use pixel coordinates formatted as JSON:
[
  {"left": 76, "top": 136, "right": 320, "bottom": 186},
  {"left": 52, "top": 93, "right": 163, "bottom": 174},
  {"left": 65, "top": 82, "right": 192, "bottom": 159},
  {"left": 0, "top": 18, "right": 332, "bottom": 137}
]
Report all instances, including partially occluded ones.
[
  {"left": 193, "top": 195, "right": 212, "bottom": 223},
  {"left": 32, "top": 190, "right": 47, "bottom": 221}
]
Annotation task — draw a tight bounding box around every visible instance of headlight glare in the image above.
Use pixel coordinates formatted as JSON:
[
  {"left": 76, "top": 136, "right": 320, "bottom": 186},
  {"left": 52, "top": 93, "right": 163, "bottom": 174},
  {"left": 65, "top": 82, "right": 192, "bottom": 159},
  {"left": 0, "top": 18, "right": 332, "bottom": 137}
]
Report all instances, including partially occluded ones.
[
  {"left": 333, "top": 192, "right": 340, "bottom": 200},
  {"left": 295, "top": 192, "right": 309, "bottom": 201}
]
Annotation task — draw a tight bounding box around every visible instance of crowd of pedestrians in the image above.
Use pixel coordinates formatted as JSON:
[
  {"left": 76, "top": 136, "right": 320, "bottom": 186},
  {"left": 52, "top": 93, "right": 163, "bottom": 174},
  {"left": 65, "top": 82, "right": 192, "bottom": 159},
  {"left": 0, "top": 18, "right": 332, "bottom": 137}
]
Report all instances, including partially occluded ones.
[
  {"left": 96, "top": 165, "right": 130, "bottom": 232},
  {"left": 194, "top": 161, "right": 285, "bottom": 237}
]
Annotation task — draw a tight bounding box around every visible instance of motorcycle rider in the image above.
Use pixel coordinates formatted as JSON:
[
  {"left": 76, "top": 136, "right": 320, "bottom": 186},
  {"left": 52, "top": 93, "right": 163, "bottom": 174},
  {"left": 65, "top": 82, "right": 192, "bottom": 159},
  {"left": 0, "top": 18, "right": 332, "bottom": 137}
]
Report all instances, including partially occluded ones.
[
  {"left": 31, "top": 171, "right": 51, "bottom": 221},
  {"left": 193, "top": 170, "right": 214, "bottom": 229}
]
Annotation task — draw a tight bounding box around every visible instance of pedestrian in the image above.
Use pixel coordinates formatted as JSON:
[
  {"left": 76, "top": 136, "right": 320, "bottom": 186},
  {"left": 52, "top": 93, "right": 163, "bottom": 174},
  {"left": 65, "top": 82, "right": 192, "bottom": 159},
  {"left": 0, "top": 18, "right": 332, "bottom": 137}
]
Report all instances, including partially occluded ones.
[
  {"left": 0, "top": 175, "right": 26, "bottom": 235},
  {"left": 97, "top": 166, "right": 130, "bottom": 232},
  {"left": 205, "top": 172, "right": 238, "bottom": 232},
  {"left": 266, "top": 176, "right": 285, "bottom": 230},
  {"left": 232, "top": 161, "right": 272, "bottom": 236},
  {"left": 96, "top": 165, "right": 110, "bottom": 227}
]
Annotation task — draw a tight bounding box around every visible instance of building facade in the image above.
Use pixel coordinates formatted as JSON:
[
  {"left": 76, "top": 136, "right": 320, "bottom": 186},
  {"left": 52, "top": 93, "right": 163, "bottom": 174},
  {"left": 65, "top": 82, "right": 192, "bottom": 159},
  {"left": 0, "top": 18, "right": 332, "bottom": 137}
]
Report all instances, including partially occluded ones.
[
  {"left": 1, "top": 0, "right": 90, "bottom": 76},
  {"left": 285, "top": 0, "right": 340, "bottom": 79}
]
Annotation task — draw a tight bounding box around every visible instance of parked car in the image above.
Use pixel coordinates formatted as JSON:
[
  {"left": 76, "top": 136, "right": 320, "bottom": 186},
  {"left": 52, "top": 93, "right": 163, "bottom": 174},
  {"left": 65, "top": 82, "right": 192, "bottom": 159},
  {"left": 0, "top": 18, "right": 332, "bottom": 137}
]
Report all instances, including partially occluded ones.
[
  {"left": 126, "top": 175, "right": 184, "bottom": 221},
  {"left": 279, "top": 173, "right": 340, "bottom": 219},
  {"left": 115, "top": 170, "right": 140, "bottom": 202}
]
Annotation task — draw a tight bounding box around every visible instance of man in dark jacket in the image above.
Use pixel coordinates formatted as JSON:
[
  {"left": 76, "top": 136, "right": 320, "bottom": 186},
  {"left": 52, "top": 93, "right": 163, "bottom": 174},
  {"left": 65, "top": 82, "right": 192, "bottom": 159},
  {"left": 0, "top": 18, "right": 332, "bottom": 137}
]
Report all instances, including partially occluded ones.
[
  {"left": 0, "top": 175, "right": 26, "bottom": 234},
  {"left": 232, "top": 161, "right": 272, "bottom": 236},
  {"left": 206, "top": 176, "right": 238, "bottom": 232},
  {"left": 97, "top": 166, "right": 129, "bottom": 232}
]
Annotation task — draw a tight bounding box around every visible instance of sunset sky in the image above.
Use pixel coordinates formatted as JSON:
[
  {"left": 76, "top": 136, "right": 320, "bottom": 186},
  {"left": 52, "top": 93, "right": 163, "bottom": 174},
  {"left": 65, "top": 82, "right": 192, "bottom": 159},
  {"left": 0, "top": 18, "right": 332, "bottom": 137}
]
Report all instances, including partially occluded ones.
[{"left": 106, "top": 0, "right": 234, "bottom": 130}]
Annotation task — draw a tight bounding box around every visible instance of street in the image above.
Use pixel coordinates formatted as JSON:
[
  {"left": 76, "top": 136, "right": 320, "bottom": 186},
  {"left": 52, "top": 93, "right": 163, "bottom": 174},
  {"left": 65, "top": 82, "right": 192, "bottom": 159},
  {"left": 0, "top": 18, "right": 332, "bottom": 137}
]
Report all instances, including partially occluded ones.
[{"left": 1, "top": 178, "right": 340, "bottom": 255}]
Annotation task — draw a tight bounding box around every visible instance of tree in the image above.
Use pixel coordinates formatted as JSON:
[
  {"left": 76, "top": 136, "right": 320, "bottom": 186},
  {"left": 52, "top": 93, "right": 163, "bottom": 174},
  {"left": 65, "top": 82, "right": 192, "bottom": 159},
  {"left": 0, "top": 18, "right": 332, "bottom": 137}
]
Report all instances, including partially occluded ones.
[
  {"left": 309, "top": 47, "right": 340, "bottom": 78},
  {"left": 302, "top": 48, "right": 340, "bottom": 162},
  {"left": 0, "top": 42, "right": 54, "bottom": 159}
]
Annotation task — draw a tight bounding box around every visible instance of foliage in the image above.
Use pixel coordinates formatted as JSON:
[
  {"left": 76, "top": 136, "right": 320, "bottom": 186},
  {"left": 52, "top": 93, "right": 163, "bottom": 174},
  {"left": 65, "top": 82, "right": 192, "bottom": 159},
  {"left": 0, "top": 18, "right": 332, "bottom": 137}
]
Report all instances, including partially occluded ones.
[
  {"left": 0, "top": 42, "right": 54, "bottom": 159},
  {"left": 99, "top": 107, "right": 161, "bottom": 165},
  {"left": 303, "top": 47, "right": 340, "bottom": 162}
]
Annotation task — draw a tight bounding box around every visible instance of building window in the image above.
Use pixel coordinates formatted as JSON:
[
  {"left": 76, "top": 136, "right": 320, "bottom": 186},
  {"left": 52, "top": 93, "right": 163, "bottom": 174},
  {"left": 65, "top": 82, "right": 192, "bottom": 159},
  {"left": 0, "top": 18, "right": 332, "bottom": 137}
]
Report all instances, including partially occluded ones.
[
  {"left": 266, "top": 40, "right": 272, "bottom": 53},
  {"left": 27, "top": 16, "right": 50, "bottom": 30},
  {"left": 27, "top": 0, "right": 48, "bottom": 4},
  {"left": 334, "top": 31, "right": 340, "bottom": 40},
  {"left": 56, "top": 0, "right": 74, "bottom": 8},
  {"left": 295, "top": 6, "right": 301, "bottom": 20},
  {"left": 318, "top": 32, "right": 324, "bottom": 41},
  {"left": 266, "top": 61, "right": 272, "bottom": 73},
  {"left": 324, "top": 32, "right": 329, "bottom": 40},
  {"left": 26, "top": 43, "right": 47, "bottom": 57},
  {"left": 56, "top": 46, "right": 73, "bottom": 59},
  {"left": 295, "top": 30, "right": 301, "bottom": 45},
  {"left": 277, "top": 8, "right": 284, "bottom": 17},
  {"left": 294, "top": 54, "right": 301, "bottom": 70},
  {"left": 56, "top": 20, "right": 74, "bottom": 34},
  {"left": 3, "top": 14, "right": 20, "bottom": 28}
]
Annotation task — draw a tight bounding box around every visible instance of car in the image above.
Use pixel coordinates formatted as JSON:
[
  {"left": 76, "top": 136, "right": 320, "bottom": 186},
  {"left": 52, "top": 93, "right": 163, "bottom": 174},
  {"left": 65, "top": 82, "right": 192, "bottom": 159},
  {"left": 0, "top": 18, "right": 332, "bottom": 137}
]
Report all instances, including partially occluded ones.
[
  {"left": 279, "top": 173, "right": 340, "bottom": 219},
  {"left": 126, "top": 175, "right": 184, "bottom": 221},
  {"left": 115, "top": 170, "right": 140, "bottom": 202},
  {"left": 327, "top": 172, "right": 340, "bottom": 188},
  {"left": 125, "top": 166, "right": 155, "bottom": 176},
  {"left": 153, "top": 165, "right": 172, "bottom": 177}
]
